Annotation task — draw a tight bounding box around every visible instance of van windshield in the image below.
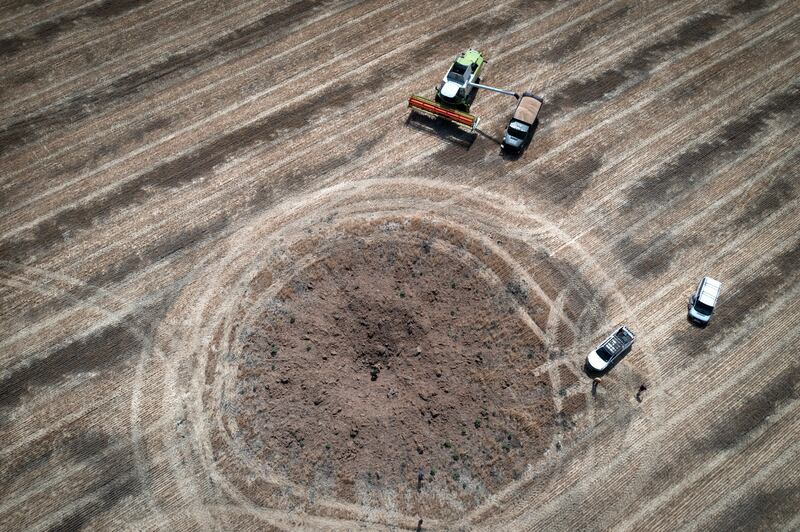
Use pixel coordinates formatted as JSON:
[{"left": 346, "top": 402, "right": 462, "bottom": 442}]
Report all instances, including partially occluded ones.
[{"left": 694, "top": 300, "right": 713, "bottom": 315}]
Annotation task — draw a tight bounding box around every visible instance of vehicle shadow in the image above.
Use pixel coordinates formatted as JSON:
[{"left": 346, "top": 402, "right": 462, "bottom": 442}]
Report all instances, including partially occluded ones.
[
  {"left": 405, "top": 113, "right": 476, "bottom": 149},
  {"left": 475, "top": 127, "right": 502, "bottom": 145}
]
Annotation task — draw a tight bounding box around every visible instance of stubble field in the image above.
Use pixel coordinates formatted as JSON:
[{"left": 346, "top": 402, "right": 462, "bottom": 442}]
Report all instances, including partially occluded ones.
[{"left": 0, "top": 0, "right": 798, "bottom": 529}]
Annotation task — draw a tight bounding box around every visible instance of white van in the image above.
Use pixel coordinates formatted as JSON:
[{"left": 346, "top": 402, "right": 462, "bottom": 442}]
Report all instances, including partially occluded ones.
[{"left": 688, "top": 277, "right": 722, "bottom": 325}]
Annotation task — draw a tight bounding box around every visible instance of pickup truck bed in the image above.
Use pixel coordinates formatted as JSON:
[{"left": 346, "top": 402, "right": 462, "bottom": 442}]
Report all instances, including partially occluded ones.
[{"left": 598, "top": 327, "right": 635, "bottom": 359}]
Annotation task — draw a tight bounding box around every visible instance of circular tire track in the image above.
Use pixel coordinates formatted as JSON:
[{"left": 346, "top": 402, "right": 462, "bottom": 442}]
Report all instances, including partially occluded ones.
[{"left": 132, "top": 178, "right": 662, "bottom": 528}]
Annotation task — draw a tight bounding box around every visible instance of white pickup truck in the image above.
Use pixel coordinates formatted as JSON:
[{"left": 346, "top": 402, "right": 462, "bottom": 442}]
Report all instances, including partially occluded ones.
[{"left": 586, "top": 326, "right": 636, "bottom": 372}]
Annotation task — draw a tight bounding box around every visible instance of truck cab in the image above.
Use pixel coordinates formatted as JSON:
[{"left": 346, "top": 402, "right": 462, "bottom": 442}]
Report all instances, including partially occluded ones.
[
  {"left": 688, "top": 277, "right": 722, "bottom": 325},
  {"left": 501, "top": 92, "right": 543, "bottom": 154}
]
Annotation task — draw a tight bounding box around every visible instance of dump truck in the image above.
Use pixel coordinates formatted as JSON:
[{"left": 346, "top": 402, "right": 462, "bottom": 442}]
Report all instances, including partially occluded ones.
[
  {"left": 408, "top": 49, "right": 518, "bottom": 131},
  {"left": 500, "top": 92, "right": 544, "bottom": 154},
  {"left": 501, "top": 91, "right": 544, "bottom": 154}
]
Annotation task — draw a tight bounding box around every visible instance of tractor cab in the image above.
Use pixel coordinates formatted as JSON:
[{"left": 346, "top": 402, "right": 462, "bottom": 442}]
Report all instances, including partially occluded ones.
[
  {"left": 437, "top": 50, "right": 484, "bottom": 110},
  {"left": 446, "top": 62, "right": 469, "bottom": 84}
]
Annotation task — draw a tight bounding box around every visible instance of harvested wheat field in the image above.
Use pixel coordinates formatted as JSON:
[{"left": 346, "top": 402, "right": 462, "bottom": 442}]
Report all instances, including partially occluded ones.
[{"left": 1, "top": 0, "right": 799, "bottom": 529}]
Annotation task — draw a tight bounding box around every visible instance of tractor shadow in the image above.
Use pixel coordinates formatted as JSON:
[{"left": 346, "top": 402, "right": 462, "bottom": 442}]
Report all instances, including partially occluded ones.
[
  {"left": 405, "top": 113, "right": 476, "bottom": 149},
  {"left": 475, "top": 128, "right": 502, "bottom": 145}
]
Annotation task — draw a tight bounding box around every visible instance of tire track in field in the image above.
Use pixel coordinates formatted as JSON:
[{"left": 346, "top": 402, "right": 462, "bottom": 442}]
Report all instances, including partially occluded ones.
[
  {"left": 0, "top": 0, "right": 155, "bottom": 60},
  {"left": 468, "top": 281, "right": 800, "bottom": 529},
  {"left": 456, "top": 150, "right": 791, "bottom": 528},
  {"left": 0, "top": 1, "right": 780, "bottom": 358},
  {"left": 0, "top": 0, "right": 756, "bottom": 344},
  {"left": 0, "top": 0, "right": 498, "bottom": 209},
  {"left": 130, "top": 177, "right": 631, "bottom": 527},
  {"left": 2, "top": 2, "right": 799, "bottom": 528},
  {"left": 3, "top": 178, "right": 604, "bottom": 528},
  {"left": 0, "top": 0, "right": 354, "bottom": 155},
  {"left": 0, "top": 0, "right": 573, "bottom": 258}
]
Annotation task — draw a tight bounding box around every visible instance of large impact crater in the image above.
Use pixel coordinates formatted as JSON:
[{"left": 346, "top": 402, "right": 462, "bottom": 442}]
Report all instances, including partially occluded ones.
[{"left": 227, "top": 219, "right": 561, "bottom": 514}]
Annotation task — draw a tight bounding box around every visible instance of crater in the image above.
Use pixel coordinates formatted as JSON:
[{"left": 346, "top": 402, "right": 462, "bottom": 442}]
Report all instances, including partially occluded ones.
[{"left": 227, "top": 219, "right": 565, "bottom": 516}]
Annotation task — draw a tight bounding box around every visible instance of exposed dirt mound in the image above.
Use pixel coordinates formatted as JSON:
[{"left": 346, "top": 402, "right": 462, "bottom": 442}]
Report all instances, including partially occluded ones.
[{"left": 231, "top": 223, "right": 558, "bottom": 515}]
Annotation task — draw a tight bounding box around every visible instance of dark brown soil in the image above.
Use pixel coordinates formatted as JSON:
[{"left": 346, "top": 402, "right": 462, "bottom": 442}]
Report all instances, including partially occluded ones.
[
  {"left": 232, "top": 225, "right": 558, "bottom": 513},
  {"left": 561, "top": 393, "right": 588, "bottom": 418},
  {"left": 558, "top": 363, "right": 580, "bottom": 390}
]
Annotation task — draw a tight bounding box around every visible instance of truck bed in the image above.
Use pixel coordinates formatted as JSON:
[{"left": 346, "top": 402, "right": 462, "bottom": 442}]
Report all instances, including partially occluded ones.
[
  {"left": 600, "top": 327, "right": 635, "bottom": 357},
  {"left": 513, "top": 95, "right": 542, "bottom": 125}
]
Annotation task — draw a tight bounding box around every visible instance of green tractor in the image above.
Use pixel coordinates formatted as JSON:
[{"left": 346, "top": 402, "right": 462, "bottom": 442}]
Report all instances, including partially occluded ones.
[
  {"left": 409, "top": 49, "right": 519, "bottom": 130},
  {"left": 434, "top": 49, "right": 486, "bottom": 112}
]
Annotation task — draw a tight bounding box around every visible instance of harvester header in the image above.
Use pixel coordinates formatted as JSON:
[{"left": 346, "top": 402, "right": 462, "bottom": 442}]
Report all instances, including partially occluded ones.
[{"left": 408, "top": 95, "right": 479, "bottom": 130}]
